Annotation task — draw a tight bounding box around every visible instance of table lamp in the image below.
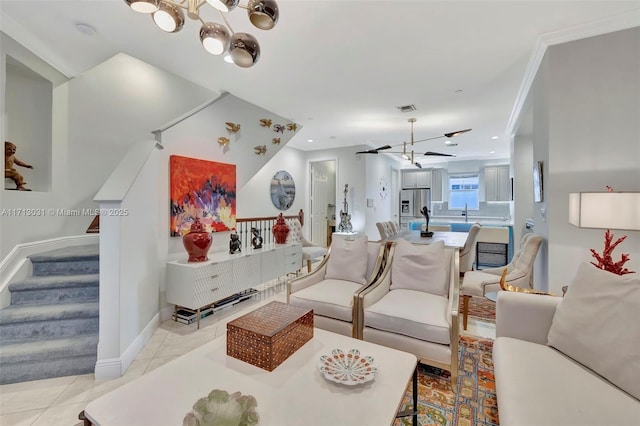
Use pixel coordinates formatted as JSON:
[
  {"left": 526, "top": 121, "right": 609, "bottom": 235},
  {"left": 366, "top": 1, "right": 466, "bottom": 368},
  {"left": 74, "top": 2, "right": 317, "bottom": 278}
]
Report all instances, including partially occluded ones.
[{"left": 569, "top": 191, "right": 639, "bottom": 275}]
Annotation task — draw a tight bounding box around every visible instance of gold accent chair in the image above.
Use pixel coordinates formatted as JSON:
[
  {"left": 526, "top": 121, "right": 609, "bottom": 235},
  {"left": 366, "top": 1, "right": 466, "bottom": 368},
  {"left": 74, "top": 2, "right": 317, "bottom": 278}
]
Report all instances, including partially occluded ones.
[
  {"left": 285, "top": 218, "right": 328, "bottom": 273},
  {"left": 287, "top": 238, "right": 388, "bottom": 337},
  {"left": 460, "top": 233, "right": 543, "bottom": 330},
  {"left": 459, "top": 223, "right": 482, "bottom": 276},
  {"left": 357, "top": 241, "right": 460, "bottom": 390}
]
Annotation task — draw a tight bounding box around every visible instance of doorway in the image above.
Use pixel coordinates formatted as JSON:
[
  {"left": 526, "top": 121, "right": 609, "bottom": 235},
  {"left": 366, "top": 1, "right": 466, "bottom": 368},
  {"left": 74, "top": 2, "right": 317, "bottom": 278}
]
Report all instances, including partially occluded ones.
[{"left": 309, "top": 160, "right": 336, "bottom": 247}]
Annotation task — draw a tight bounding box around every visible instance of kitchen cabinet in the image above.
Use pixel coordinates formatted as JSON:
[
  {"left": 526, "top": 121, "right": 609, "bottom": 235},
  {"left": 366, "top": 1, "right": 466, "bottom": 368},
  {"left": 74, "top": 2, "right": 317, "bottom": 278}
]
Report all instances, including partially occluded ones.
[
  {"left": 431, "top": 169, "right": 443, "bottom": 201},
  {"left": 401, "top": 170, "right": 432, "bottom": 189},
  {"left": 485, "top": 166, "right": 510, "bottom": 201}
]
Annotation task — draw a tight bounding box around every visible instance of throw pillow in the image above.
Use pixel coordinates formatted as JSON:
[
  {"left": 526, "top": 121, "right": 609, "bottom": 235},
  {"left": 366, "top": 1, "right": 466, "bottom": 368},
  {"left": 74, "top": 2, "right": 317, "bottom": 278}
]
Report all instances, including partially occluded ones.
[
  {"left": 324, "top": 236, "right": 369, "bottom": 285},
  {"left": 390, "top": 239, "right": 447, "bottom": 296},
  {"left": 547, "top": 262, "right": 640, "bottom": 400}
]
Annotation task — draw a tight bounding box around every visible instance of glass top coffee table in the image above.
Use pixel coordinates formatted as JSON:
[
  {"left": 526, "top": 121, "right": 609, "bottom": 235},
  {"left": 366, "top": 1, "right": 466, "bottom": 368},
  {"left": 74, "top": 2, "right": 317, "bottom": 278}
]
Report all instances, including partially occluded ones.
[{"left": 83, "top": 328, "right": 418, "bottom": 426}]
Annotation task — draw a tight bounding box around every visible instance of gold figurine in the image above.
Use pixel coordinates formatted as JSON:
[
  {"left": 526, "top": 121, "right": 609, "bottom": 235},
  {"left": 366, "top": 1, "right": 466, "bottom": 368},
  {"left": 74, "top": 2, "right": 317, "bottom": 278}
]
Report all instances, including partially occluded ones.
[
  {"left": 254, "top": 145, "right": 267, "bottom": 155},
  {"left": 259, "top": 118, "right": 272, "bottom": 128},
  {"left": 225, "top": 122, "right": 241, "bottom": 133},
  {"left": 286, "top": 123, "right": 298, "bottom": 132},
  {"left": 217, "top": 137, "right": 230, "bottom": 146},
  {"left": 272, "top": 138, "right": 281, "bottom": 145}
]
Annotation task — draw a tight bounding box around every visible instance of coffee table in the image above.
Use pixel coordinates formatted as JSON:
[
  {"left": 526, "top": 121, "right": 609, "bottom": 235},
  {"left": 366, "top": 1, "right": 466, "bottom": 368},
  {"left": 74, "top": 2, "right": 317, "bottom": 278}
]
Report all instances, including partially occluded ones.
[{"left": 83, "top": 328, "right": 418, "bottom": 426}]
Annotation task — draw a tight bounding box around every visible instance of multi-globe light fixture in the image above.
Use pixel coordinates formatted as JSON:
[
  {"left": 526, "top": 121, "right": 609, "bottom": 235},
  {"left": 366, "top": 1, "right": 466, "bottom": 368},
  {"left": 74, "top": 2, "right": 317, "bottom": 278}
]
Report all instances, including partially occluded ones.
[{"left": 124, "top": 0, "right": 278, "bottom": 68}]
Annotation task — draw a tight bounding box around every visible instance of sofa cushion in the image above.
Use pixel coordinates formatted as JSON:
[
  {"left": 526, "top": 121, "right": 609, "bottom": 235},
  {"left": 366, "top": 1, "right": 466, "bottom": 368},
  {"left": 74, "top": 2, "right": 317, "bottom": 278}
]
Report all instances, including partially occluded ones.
[
  {"left": 390, "top": 239, "right": 447, "bottom": 296},
  {"left": 324, "top": 236, "right": 368, "bottom": 285},
  {"left": 547, "top": 262, "right": 640, "bottom": 400},
  {"left": 288, "top": 279, "right": 360, "bottom": 322},
  {"left": 494, "top": 337, "right": 640, "bottom": 426},
  {"left": 364, "top": 288, "right": 450, "bottom": 344}
]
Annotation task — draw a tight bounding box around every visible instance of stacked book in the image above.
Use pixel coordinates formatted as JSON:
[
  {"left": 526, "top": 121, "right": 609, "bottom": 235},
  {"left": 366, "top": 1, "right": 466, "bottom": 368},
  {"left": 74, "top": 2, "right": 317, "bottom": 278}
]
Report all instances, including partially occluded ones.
[{"left": 175, "top": 307, "right": 214, "bottom": 324}]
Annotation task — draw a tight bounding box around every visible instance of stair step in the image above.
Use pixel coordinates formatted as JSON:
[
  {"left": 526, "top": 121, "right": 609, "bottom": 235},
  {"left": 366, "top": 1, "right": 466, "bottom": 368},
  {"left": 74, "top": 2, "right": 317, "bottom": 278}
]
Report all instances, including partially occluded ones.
[
  {"left": 0, "top": 303, "right": 99, "bottom": 343},
  {"left": 0, "top": 353, "right": 97, "bottom": 384},
  {"left": 29, "top": 245, "right": 99, "bottom": 276},
  {"left": 0, "top": 335, "right": 98, "bottom": 364},
  {"left": 9, "top": 274, "right": 99, "bottom": 305}
]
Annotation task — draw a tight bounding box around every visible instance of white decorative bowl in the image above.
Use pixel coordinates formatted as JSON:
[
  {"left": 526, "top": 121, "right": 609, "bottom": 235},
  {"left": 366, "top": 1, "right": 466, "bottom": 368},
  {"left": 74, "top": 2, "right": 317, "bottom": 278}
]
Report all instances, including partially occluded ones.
[{"left": 318, "top": 348, "right": 378, "bottom": 385}]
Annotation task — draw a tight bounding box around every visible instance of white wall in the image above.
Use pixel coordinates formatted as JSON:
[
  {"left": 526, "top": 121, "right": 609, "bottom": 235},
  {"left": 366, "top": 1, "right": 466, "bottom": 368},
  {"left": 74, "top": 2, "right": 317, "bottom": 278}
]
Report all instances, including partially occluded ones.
[
  {"left": 522, "top": 28, "right": 640, "bottom": 292},
  {"left": 306, "top": 146, "right": 367, "bottom": 237},
  {"left": 158, "top": 93, "right": 301, "bottom": 261},
  {"left": 1, "top": 50, "right": 216, "bottom": 259},
  {"left": 94, "top": 92, "right": 301, "bottom": 377},
  {"left": 364, "top": 153, "right": 396, "bottom": 240},
  {"left": 4, "top": 59, "right": 52, "bottom": 192}
]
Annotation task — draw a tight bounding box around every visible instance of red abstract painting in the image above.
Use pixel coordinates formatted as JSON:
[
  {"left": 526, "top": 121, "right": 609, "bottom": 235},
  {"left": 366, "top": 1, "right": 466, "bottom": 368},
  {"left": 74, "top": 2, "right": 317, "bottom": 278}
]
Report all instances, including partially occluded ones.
[{"left": 170, "top": 155, "right": 236, "bottom": 236}]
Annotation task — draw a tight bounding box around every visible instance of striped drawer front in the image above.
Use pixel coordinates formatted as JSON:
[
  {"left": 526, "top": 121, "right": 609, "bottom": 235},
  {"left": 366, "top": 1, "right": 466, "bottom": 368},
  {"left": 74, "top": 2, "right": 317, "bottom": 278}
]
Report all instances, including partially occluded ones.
[
  {"left": 284, "top": 244, "right": 302, "bottom": 273},
  {"left": 193, "top": 263, "right": 234, "bottom": 299},
  {"left": 261, "top": 248, "right": 285, "bottom": 282}
]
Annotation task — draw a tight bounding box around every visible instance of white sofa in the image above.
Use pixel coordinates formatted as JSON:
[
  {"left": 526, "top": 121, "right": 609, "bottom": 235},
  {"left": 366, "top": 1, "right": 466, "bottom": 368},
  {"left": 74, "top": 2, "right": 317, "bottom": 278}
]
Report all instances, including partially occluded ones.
[{"left": 494, "top": 290, "right": 640, "bottom": 426}]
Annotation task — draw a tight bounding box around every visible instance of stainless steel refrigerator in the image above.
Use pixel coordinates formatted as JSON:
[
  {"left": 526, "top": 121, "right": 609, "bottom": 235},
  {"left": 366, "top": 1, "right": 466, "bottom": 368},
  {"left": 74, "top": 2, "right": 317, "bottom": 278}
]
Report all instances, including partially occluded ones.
[{"left": 399, "top": 189, "right": 431, "bottom": 229}]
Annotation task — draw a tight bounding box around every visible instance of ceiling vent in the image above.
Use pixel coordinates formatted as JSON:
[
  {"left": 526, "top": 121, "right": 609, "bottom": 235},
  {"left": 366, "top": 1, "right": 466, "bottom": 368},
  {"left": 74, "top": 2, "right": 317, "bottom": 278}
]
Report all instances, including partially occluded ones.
[{"left": 396, "top": 104, "right": 416, "bottom": 113}]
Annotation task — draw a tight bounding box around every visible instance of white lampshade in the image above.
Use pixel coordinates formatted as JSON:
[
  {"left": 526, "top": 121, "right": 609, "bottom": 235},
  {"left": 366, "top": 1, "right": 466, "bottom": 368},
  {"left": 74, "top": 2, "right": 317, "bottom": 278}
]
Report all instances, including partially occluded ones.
[{"left": 569, "top": 192, "right": 640, "bottom": 230}]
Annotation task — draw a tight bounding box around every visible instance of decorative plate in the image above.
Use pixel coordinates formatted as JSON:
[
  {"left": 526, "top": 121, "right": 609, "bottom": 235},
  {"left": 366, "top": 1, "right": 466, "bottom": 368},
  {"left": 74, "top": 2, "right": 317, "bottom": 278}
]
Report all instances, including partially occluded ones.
[{"left": 318, "top": 348, "right": 378, "bottom": 385}]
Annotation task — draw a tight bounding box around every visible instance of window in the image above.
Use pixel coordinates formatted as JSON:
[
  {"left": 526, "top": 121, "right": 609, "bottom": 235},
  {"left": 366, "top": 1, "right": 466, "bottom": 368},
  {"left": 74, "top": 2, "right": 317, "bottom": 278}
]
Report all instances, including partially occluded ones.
[{"left": 449, "top": 174, "right": 479, "bottom": 209}]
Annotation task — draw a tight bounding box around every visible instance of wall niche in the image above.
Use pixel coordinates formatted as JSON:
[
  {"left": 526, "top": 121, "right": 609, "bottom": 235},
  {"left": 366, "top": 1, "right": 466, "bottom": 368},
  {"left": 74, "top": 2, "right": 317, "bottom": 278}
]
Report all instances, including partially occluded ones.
[{"left": 4, "top": 55, "right": 52, "bottom": 192}]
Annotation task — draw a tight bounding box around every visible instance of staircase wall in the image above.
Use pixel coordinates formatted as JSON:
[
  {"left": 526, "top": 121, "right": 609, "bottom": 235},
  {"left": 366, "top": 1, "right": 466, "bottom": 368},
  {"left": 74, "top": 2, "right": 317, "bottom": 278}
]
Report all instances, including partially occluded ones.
[{"left": 94, "top": 93, "right": 301, "bottom": 380}]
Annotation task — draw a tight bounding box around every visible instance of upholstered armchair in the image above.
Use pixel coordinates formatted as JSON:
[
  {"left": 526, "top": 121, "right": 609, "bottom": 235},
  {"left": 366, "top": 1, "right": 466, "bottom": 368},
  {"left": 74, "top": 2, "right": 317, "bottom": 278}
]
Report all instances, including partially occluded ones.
[
  {"left": 357, "top": 239, "right": 460, "bottom": 389},
  {"left": 287, "top": 237, "right": 388, "bottom": 337},
  {"left": 459, "top": 223, "right": 482, "bottom": 276},
  {"left": 376, "top": 222, "right": 394, "bottom": 240},
  {"left": 285, "top": 218, "right": 328, "bottom": 273},
  {"left": 460, "top": 233, "right": 543, "bottom": 329}
]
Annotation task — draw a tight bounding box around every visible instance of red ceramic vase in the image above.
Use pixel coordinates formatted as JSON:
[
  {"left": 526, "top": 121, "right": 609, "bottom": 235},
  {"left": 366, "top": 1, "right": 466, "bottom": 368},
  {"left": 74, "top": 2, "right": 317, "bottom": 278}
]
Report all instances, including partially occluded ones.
[
  {"left": 182, "top": 217, "right": 213, "bottom": 262},
  {"left": 273, "top": 213, "right": 290, "bottom": 244}
]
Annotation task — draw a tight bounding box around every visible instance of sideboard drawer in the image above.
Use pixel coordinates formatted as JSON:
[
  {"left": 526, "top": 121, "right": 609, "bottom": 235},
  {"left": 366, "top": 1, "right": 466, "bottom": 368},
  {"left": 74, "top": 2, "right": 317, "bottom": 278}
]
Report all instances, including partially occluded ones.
[{"left": 284, "top": 244, "right": 302, "bottom": 274}]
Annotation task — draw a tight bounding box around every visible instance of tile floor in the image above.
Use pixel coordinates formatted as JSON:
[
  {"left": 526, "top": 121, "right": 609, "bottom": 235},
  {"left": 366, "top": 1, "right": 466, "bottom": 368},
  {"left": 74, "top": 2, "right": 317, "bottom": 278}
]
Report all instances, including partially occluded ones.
[{"left": 0, "top": 279, "right": 495, "bottom": 426}]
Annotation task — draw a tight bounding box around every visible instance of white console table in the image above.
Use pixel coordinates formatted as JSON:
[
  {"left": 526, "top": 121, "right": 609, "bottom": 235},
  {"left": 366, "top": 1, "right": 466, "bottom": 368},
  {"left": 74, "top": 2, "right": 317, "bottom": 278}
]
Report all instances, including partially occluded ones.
[{"left": 166, "top": 243, "right": 302, "bottom": 328}]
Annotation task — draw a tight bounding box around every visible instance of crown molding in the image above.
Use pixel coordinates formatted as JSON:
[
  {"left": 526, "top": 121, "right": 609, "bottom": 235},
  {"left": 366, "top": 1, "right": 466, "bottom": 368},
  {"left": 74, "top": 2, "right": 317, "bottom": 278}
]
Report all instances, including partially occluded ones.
[
  {"left": 0, "top": 13, "right": 75, "bottom": 78},
  {"left": 506, "top": 8, "right": 640, "bottom": 136},
  {"left": 541, "top": 8, "right": 640, "bottom": 46}
]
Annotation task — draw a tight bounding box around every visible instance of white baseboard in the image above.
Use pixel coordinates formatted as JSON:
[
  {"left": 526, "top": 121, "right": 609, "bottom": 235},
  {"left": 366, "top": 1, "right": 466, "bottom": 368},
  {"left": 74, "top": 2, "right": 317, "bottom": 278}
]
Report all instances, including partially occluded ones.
[
  {"left": 120, "top": 312, "right": 161, "bottom": 374},
  {"left": 94, "top": 358, "right": 123, "bottom": 381},
  {"left": 94, "top": 312, "right": 161, "bottom": 380}
]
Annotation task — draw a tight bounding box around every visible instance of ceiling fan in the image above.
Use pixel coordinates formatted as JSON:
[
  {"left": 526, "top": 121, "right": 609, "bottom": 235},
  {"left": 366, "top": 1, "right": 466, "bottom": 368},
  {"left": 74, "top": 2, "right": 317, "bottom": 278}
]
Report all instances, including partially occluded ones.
[{"left": 356, "top": 118, "right": 471, "bottom": 167}]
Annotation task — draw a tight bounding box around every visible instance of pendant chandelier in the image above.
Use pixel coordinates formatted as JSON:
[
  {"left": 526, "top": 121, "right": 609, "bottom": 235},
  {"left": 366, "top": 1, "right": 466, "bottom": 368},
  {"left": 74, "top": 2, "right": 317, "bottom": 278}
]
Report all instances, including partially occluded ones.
[{"left": 124, "top": 0, "right": 279, "bottom": 68}]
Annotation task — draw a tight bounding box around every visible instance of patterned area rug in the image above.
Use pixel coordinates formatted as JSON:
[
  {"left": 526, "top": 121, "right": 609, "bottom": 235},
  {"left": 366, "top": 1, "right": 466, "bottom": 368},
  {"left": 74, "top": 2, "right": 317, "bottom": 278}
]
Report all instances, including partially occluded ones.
[
  {"left": 461, "top": 295, "right": 496, "bottom": 323},
  {"left": 395, "top": 336, "right": 499, "bottom": 426}
]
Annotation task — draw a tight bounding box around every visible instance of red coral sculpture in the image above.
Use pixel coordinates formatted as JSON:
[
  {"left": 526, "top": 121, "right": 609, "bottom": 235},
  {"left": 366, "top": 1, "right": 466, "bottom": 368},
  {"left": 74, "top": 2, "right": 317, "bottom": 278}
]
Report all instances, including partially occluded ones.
[{"left": 590, "top": 230, "right": 635, "bottom": 275}]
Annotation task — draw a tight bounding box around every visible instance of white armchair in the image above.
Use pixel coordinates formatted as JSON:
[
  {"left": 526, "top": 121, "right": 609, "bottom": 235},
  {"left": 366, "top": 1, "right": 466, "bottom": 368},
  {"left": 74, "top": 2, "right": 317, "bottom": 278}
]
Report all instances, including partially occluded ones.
[
  {"left": 285, "top": 218, "right": 328, "bottom": 273},
  {"left": 459, "top": 223, "right": 482, "bottom": 275},
  {"left": 357, "top": 239, "right": 460, "bottom": 389},
  {"left": 287, "top": 237, "right": 388, "bottom": 337},
  {"left": 460, "top": 233, "right": 543, "bottom": 330}
]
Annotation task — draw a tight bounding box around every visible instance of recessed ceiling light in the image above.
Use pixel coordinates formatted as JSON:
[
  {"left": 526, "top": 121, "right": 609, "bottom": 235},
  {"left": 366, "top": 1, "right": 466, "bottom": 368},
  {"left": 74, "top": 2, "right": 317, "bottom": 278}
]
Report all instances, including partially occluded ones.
[
  {"left": 307, "top": 139, "right": 313, "bottom": 143},
  {"left": 489, "top": 150, "right": 496, "bottom": 154},
  {"left": 491, "top": 136, "right": 499, "bottom": 140},
  {"left": 444, "top": 140, "right": 452, "bottom": 145},
  {"left": 75, "top": 22, "right": 96, "bottom": 36}
]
